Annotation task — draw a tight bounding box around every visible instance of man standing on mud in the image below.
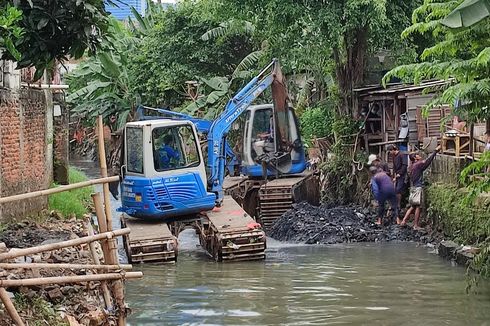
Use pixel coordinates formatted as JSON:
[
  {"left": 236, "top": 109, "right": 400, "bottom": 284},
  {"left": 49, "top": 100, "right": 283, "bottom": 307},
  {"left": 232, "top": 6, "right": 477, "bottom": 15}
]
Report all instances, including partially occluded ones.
[
  {"left": 387, "top": 145, "right": 408, "bottom": 224},
  {"left": 369, "top": 166, "right": 398, "bottom": 226},
  {"left": 401, "top": 146, "right": 440, "bottom": 229}
]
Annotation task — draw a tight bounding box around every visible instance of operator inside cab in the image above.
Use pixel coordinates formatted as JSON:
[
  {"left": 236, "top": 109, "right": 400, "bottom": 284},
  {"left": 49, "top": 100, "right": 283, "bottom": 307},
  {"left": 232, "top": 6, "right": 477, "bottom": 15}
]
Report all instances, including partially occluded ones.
[
  {"left": 253, "top": 112, "right": 274, "bottom": 157},
  {"left": 157, "top": 134, "right": 180, "bottom": 169}
]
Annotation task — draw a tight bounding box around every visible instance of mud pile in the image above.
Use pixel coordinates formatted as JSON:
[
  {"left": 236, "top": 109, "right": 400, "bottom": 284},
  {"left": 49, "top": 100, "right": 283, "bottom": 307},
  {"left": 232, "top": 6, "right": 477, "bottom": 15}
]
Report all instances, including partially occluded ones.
[{"left": 269, "top": 202, "right": 436, "bottom": 244}]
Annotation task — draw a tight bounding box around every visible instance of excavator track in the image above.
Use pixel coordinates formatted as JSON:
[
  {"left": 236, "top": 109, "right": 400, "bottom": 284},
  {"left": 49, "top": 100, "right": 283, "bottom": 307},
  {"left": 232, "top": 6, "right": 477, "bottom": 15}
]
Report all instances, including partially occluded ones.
[
  {"left": 198, "top": 196, "right": 266, "bottom": 262},
  {"left": 120, "top": 196, "right": 266, "bottom": 263},
  {"left": 224, "top": 173, "right": 319, "bottom": 232}
]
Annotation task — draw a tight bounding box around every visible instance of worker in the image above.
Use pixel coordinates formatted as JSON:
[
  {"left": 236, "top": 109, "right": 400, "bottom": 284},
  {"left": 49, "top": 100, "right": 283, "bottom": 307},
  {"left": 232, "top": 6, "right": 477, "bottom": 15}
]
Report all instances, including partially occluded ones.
[
  {"left": 387, "top": 145, "right": 408, "bottom": 224},
  {"left": 370, "top": 166, "right": 398, "bottom": 226},
  {"left": 367, "top": 154, "right": 389, "bottom": 174},
  {"left": 158, "top": 134, "right": 180, "bottom": 169},
  {"left": 400, "top": 146, "right": 440, "bottom": 229}
]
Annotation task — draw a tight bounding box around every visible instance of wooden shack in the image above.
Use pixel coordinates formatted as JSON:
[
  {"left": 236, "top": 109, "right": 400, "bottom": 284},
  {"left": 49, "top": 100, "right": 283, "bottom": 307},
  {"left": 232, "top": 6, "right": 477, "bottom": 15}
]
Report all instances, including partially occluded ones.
[{"left": 354, "top": 80, "right": 451, "bottom": 157}]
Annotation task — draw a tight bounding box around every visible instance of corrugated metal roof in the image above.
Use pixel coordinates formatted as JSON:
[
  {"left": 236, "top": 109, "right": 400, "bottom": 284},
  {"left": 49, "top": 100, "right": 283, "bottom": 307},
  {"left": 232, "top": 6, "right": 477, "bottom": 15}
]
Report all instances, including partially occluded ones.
[{"left": 354, "top": 79, "right": 451, "bottom": 97}]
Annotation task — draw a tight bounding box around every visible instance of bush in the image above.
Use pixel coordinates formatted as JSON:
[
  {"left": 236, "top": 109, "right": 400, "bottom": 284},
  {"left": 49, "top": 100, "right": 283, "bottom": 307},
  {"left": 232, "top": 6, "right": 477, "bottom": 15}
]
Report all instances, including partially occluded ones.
[
  {"left": 427, "top": 184, "right": 490, "bottom": 281},
  {"left": 48, "top": 167, "right": 93, "bottom": 218},
  {"left": 300, "top": 103, "right": 334, "bottom": 146}
]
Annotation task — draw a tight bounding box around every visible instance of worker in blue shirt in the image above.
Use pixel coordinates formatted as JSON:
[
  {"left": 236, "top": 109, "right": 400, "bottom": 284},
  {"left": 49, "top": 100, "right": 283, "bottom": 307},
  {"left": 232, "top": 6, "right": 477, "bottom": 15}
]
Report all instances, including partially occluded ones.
[
  {"left": 370, "top": 166, "right": 398, "bottom": 226},
  {"left": 159, "top": 135, "right": 180, "bottom": 169}
]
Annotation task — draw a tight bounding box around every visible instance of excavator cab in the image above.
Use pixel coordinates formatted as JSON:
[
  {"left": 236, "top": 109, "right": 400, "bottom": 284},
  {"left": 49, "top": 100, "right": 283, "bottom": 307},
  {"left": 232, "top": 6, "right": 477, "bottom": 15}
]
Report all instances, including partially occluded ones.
[
  {"left": 120, "top": 120, "right": 216, "bottom": 219},
  {"left": 241, "top": 104, "right": 306, "bottom": 177}
]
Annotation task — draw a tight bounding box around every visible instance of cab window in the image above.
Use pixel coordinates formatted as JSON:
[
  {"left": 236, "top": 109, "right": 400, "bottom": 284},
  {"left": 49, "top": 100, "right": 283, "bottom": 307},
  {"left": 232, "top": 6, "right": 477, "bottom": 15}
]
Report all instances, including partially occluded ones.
[{"left": 152, "top": 125, "right": 200, "bottom": 171}]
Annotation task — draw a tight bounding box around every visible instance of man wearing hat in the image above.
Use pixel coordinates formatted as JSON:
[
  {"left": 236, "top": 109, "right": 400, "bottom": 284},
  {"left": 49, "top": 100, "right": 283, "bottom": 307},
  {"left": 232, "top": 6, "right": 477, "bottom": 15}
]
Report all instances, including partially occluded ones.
[{"left": 367, "top": 154, "right": 389, "bottom": 174}]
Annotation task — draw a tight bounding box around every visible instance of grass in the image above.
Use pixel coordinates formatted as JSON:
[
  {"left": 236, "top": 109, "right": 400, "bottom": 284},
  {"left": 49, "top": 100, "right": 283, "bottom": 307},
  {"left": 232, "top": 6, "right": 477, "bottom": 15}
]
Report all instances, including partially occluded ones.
[
  {"left": 48, "top": 167, "right": 94, "bottom": 218},
  {"left": 14, "top": 293, "right": 69, "bottom": 326}
]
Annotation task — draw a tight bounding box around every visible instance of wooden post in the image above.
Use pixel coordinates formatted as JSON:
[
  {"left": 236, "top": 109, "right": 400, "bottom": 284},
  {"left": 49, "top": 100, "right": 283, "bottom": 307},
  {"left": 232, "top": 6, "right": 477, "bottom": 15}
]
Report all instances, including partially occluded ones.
[
  {"left": 86, "top": 221, "right": 113, "bottom": 310},
  {"left": 0, "top": 288, "right": 25, "bottom": 326},
  {"left": 469, "top": 122, "right": 474, "bottom": 157},
  {"left": 91, "top": 193, "right": 111, "bottom": 262},
  {"left": 97, "top": 116, "right": 114, "bottom": 234},
  {"left": 97, "top": 115, "right": 126, "bottom": 326}
]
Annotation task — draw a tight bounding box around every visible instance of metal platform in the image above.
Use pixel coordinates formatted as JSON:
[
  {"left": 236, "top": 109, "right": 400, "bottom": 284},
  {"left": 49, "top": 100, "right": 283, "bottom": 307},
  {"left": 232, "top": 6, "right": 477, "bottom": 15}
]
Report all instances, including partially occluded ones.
[{"left": 120, "top": 215, "right": 178, "bottom": 263}]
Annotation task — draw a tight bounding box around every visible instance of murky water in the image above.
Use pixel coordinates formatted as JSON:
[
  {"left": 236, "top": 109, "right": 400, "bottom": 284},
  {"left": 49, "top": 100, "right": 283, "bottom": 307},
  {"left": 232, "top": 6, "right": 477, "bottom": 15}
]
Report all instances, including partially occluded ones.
[
  {"left": 126, "top": 233, "right": 490, "bottom": 326},
  {"left": 71, "top": 159, "right": 490, "bottom": 326}
]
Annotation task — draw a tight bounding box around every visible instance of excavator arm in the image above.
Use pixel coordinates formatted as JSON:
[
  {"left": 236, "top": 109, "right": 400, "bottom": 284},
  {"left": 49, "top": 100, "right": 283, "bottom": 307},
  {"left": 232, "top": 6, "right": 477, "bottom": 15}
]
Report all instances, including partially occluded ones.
[{"left": 207, "top": 59, "right": 288, "bottom": 201}]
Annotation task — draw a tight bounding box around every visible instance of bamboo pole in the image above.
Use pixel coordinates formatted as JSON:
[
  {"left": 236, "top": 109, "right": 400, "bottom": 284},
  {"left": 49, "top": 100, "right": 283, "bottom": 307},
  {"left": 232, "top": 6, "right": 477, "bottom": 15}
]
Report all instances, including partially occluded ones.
[
  {"left": 0, "top": 228, "right": 130, "bottom": 261},
  {"left": 0, "top": 272, "right": 143, "bottom": 287},
  {"left": 97, "top": 116, "right": 114, "bottom": 235},
  {"left": 91, "top": 193, "right": 111, "bottom": 263},
  {"left": 97, "top": 115, "right": 126, "bottom": 326},
  {"left": 0, "top": 288, "right": 25, "bottom": 326},
  {"left": 0, "top": 176, "right": 119, "bottom": 205},
  {"left": 0, "top": 263, "right": 132, "bottom": 270},
  {"left": 87, "top": 221, "right": 113, "bottom": 310}
]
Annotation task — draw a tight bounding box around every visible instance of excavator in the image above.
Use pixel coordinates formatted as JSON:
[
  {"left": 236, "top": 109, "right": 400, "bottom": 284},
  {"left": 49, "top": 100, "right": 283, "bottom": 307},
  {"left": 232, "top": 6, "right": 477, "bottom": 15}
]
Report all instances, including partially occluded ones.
[{"left": 118, "top": 59, "right": 318, "bottom": 263}]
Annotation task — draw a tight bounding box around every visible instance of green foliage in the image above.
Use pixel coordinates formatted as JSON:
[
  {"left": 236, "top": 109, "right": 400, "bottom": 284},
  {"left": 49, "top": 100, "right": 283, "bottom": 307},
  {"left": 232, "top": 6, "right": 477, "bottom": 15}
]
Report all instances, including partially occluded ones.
[
  {"left": 215, "top": 0, "right": 421, "bottom": 115},
  {"left": 48, "top": 167, "right": 93, "bottom": 218},
  {"left": 1, "top": 0, "right": 111, "bottom": 80},
  {"left": 300, "top": 103, "right": 334, "bottom": 146},
  {"left": 128, "top": 1, "right": 255, "bottom": 107},
  {"left": 0, "top": 4, "right": 24, "bottom": 60},
  {"left": 460, "top": 151, "right": 490, "bottom": 205},
  {"left": 14, "top": 293, "right": 68, "bottom": 326},
  {"left": 427, "top": 183, "right": 490, "bottom": 281},
  {"left": 384, "top": 0, "right": 490, "bottom": 123},
  {"left": 66, "top": 18, "right": 135, "bottom": 129}
]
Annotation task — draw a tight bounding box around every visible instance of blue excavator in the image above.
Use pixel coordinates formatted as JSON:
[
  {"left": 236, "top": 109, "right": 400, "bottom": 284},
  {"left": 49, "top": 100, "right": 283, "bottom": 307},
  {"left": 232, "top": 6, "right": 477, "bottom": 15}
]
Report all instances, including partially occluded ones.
[{"left": 118, "top": 60, "right": 317, "bottom": 262}]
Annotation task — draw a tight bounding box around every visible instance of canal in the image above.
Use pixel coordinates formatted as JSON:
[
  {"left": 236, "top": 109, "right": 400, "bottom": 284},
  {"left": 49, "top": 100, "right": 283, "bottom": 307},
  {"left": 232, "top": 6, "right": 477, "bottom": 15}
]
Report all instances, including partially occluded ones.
[{"left": 72, "top": 159, "right": 490, "bottom": 325}]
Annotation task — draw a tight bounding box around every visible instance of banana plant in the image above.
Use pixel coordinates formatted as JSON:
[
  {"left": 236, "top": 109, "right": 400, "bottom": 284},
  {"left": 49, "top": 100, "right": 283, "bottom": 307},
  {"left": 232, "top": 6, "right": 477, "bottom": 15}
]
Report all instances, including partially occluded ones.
[
  {"left": 66, "top": 18, "right": 135, "bottom": 129},
  {"left": 180, "top": 50, "right": 264, "bottom": 119}
]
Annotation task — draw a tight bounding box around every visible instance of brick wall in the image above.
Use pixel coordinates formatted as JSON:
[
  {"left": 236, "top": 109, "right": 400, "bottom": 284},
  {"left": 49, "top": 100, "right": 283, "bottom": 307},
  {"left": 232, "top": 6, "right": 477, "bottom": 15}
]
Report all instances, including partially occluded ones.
[{"left": 0, "top": 88, "right": 52, "bottom": 220}]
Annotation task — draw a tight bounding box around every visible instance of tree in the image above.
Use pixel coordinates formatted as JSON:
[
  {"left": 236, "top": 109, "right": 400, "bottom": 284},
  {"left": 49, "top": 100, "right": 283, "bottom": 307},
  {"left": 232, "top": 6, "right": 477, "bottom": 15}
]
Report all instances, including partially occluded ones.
[
  {"left": 127, "top": 1, "right": 255, "bottom": 107},
  {"left": 0, "top": 0, "right": 111, "bottom": 80},
  {"left": 212, "top": 0, "right": 421, "bottom": 116},
  {"left": 0, "top": 4, "right": 24, "bottom": 60},
  {"left": 383, "top": 0, "right": 490, "bottom": 123},
  {"left": 66, "top": 19, "right": 136, "bottom": 129}
]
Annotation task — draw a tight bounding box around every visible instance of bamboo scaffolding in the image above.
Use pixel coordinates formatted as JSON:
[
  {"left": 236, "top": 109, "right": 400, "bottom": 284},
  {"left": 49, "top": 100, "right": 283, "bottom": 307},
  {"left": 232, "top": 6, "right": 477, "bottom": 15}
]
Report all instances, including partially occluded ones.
[
  {"left": 0, "top": 272, "right": 143, "bottom": 287},
  {"left": 0, "top": 287, "right": 25, "bottom": 326},
  {"left": 96, "top": 115, "right": 126, "bottom": 326},
  {"left": 0, "top": 229, "right": 130, "bottom": 261},
  {"left": 0, "top": 263, "right": 132, "bottom": 270},
  {"left": 87, "top": 221, "right": 113, "bottom": 310},
  {"left": 0, "top": 176, "right": 119, "bottom": 205}
]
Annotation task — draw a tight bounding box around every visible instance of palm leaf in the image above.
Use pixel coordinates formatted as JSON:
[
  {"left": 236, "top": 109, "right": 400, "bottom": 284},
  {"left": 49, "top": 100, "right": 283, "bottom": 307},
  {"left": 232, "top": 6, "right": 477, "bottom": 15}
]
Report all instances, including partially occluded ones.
[{"left": 232, "top": 50, "right": 263, "bottom": 78}]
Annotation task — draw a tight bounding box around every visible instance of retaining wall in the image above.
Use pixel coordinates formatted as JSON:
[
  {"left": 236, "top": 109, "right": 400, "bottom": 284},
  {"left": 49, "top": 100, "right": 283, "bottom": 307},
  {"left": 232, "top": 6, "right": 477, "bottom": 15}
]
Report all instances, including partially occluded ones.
[{"left": 0, "top": 87, "right": 53, "bottom": 220}]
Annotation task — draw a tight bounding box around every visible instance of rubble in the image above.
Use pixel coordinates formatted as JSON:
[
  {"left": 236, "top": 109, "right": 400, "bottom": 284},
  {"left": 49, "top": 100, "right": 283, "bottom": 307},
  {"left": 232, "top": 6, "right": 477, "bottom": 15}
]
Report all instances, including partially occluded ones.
[
  {"left": 269, "top": 202, "right": 440, "bottom": 244},
  {"left": 0, "top": 216, "right": 119, "bottom": 326}
]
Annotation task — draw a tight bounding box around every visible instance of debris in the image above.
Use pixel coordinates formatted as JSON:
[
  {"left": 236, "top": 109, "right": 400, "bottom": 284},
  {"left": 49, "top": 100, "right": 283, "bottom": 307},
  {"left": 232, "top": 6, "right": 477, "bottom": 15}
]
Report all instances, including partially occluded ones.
[{"left": 269, "top": 202, "right": 439, "bottom": 244}]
